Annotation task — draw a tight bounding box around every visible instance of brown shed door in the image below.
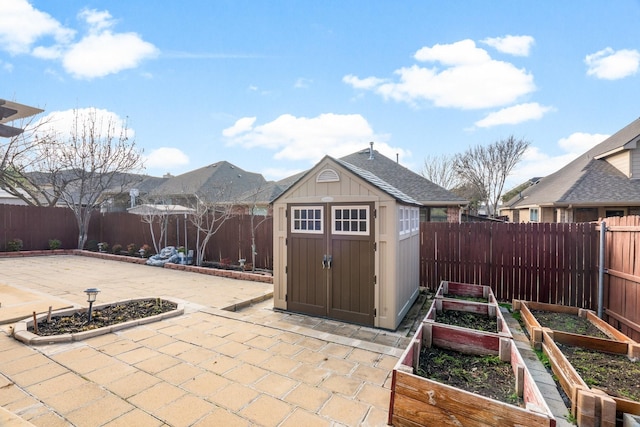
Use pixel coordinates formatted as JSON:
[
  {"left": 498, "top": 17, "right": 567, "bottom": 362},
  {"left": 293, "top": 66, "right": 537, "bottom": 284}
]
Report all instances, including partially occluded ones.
[{"left": 287, "top": 203, "right": 375, "bottom": 326}]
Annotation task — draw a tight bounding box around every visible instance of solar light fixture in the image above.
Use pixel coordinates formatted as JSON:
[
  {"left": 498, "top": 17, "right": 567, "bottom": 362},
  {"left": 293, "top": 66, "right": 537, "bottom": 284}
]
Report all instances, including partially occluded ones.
[{"left": 84, "top": 288, "right": 100, "bottom": 323}]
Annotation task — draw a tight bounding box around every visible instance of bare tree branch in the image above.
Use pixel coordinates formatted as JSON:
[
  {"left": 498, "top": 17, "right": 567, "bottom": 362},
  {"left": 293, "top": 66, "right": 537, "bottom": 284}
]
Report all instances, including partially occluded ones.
[
  {"left": 421, "top": 153, "right": 462, "bottom": 190},
  {"left": 453, "top": 136, "right": 529, "bottom": 217}
]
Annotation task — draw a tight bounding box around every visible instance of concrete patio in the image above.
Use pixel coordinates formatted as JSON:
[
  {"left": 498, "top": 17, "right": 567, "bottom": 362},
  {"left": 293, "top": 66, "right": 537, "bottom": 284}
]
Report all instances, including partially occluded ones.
[{"left": 0, "top": 255, "right": 407, "bottom": 426}]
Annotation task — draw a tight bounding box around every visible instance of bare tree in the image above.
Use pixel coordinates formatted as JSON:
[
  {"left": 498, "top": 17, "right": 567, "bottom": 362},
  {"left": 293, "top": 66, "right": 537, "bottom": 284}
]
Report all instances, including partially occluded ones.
[
  {"left": 189, "top": 189, "right": 235, "bottom": 266},
  {"left": 453, "top": 136, "right": 529, "bottom": 217},
  {"left": 40, "top": 109, "right": 143, "bottom": 248},
  {"left": 421, "top": 153, "right": 462, "bottom": 190},
  {"left": 0, "top": 114, "right": 69, "bottom": 206}
]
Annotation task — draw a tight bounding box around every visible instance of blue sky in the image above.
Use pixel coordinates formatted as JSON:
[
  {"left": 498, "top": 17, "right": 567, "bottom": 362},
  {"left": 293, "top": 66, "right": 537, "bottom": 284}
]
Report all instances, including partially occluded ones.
[{"left": 2, "top": 1, "right": 640, "bottom": 190}]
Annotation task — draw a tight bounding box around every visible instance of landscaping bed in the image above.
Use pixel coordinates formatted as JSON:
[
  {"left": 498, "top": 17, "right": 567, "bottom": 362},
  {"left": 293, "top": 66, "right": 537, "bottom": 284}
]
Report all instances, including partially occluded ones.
[
  {"left": 541, "top": 328, "right": 640, "bottom": 426},
  {"left": 436, "top": 310, "right": 498, "bottom": 333},
  {"left": 32, "top": 298, "right": 177, "bottom": 335},
  {"left": 512, "top": 300, "right": 632, "bottom": 350},
  {"left": 13, "top": 297, "right": 184, "bottom": 345},
  {"left": 388, "top": 321, "right": 555, "bottom": 427},
  {"left": 416, "top": 345, "right": 518, "bottom": 405}
]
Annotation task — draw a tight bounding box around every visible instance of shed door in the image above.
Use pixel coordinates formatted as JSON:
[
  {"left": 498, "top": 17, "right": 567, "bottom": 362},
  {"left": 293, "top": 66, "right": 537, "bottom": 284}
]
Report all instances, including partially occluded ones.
[{"left": 287, "top": 203, "right": 375, "bottom": 326}]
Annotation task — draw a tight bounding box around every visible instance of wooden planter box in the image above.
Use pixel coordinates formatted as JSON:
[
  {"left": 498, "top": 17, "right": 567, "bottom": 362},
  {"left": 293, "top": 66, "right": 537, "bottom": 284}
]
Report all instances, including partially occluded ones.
[
  {"left": 429, "top": 280, "right": 511, "bottom": 337},
  {"left": 541, "top": 328, "right": 640, "bottom": 427},
  {"left": 388, "top": 321, "right": 556, "bottom": 426},
  {"left": 513, "top": 300, "right": 636, "bottom": 351}
]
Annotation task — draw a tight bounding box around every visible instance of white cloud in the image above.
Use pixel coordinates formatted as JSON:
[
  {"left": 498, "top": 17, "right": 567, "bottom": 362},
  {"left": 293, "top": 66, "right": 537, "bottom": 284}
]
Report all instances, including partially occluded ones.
[
  {"left": 0, "top": 1, "right": 157, "bottom": 79},
  {"left": 344, "top": 39, "right": 535, "bottom": 109},
  {"left": 342, "top": 74, "right": 386, "bottom": 89},
  {"left": 481, "top": 35, "right": 535, "bottom": 56},
  {"left": 62, "top": 9, "right": 158, "bottom": 79},
  {"left": 475, "top": 103, "right": 554, "bottom": 128},
  {"left": 294, "top": 77, "right": 313, "bottom": 89},
  {"left": 0, "top": 0, "right": 74, "bottom": 55},
  {"left": 36, "top": 108, "right": 133, "bottom": 139},
  {"left": 585, "top": 47, "right": 640, "bottom": 80},
  {"left": 223, "top": 113, "right": 407, "bottom": 166},
  {"left": 222, "top": 117, "right": 256, "bottom": 137},
  {"left": 557, "top": 132, "right": 608, "bottom": 153},
  {"left": 145, "top": 147, "right": 190, "bottom": 169},
  {"left": 63, "top": 31, "right": 158, "bottom": 79}
]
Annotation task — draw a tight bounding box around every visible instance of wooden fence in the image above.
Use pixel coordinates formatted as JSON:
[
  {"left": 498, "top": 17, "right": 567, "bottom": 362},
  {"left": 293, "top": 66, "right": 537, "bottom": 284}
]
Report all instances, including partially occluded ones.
[
  {"left": 601, "top": 215, "right": 640, "bottom": 341},
  {"left": 0, "top": 205, "right": 274, "bottom": 269},
  {"left": 2, "top": 204, "right": 638, "bottom": 339},
  {"left": 420, "top": 222, "right": 599, "bottom": 308}
]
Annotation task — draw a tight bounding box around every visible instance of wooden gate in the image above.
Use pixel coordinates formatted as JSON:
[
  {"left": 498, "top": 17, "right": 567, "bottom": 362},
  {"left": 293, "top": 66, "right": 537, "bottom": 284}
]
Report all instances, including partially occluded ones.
[{"left": 287, "top": 203, "right": 375, "bottom": 325}]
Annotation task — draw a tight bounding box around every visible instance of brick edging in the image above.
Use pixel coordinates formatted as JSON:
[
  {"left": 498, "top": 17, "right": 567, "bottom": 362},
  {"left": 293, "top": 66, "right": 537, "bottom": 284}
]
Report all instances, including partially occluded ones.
[{"left": 0, "top": 249, "right": 273, "bottom": 284}]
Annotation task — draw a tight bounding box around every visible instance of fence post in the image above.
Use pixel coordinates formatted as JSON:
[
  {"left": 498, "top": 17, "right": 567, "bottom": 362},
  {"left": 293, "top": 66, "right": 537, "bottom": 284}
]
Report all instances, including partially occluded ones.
[{"left": 598, "top": 220, "right": 606, "bottom": 318}]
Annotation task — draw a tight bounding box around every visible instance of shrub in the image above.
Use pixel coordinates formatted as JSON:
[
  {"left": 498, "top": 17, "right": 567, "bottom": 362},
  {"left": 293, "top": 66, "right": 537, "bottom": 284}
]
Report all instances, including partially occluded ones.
[
  {"left": 140, "top": 244, "right": 152, "bottom": 258},
  {"left": 126, "top": 243, "right": 137, "bottom": 256},
  {"left": 7, "top": 238, "right": 23, "bottom": 252},
  {"left": 48, "top": 239, "right": 62, "bottom": 250},
  {"left": 112, "top": 244, "right": 123, "bottom": 254},
  {"left": 85, "top": 240, "right": 99, "bottom": 251}
]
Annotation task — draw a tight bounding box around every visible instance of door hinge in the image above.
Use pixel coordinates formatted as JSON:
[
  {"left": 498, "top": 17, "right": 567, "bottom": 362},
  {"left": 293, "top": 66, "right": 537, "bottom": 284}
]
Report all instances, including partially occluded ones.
[
  {"left": 285, "top": 265, "right": 288, "bottom": 274},
  {"left": 285, "top": 294, "right": 288, "bottom": 302},
  {"left": 373, "top": 242, "right": 377, "bottom": 251},
  {"left": 374, "top": 308, "right": 377, "bottom": 317},
  {"left": 374, "top": 275, "right": 377, "bottom": 285},
  {"left": 374, "top": 209, "right": 377, "bottom": 219},
  {"left": 285, "top": 237, "right": 287, "bottom": 246}
]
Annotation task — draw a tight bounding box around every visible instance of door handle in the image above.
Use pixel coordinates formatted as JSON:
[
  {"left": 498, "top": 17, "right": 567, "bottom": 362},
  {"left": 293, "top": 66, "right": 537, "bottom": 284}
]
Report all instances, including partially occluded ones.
[
  {"left": 322, "top": 254, "right": 327, "bottom": 269},
  {"left": 327, "top": 255, "right": 332, "bottom": 269}
]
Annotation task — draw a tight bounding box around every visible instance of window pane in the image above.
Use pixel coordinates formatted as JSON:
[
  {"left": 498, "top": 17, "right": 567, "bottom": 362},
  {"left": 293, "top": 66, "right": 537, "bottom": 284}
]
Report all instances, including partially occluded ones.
[
  {"left": 359, "top": 209, "right": 366, "bottom": 219},
  {"left": 359, "top": 221, "right": 366, "bottom": 232},
  {"left": 344, "top": 221, "right": 350, "bottom": 231},
  {"left": 301, "top": 210, "right": 307, "bottom": 219},
  {"left": 314, "top": 220, "right": 321, "bottom": 230},
  {"left": 294, "top": 210, "right": 300, "bottom": 219},
  {"left": 335, "top": 222, "right": 342, "bottom": 231}
]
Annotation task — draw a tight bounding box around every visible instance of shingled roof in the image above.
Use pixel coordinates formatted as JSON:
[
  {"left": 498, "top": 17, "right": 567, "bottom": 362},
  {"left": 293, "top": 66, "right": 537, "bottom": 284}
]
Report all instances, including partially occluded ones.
[
  {"left": 272, "top": 147, "right": 467, "bottom": 207},
  {"left": 504, "top": 117, "right": 640, "bottom": 208},
  {"left": 340, "top": 148, "right": 467, "bottom": 206},
  {"left": 150, "top": 161, "right": 266, "bottom": 202}
]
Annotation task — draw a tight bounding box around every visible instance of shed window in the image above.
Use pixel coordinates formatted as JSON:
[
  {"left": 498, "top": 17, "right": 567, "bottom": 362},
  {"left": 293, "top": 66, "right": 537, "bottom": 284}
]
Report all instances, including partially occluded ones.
[
  {"left": 291, "top": 206, "right": 323, "bottom": 234},
  {"left": 332, "top": 206, "right": 369, "bottom": 235}
]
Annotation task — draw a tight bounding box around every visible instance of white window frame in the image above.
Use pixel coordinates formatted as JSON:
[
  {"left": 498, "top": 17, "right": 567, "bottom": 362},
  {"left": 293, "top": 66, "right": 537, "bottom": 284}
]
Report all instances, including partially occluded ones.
[
  {"left": 291, "top": 206, "right": 324, "bottom": 234},
  {"left": 399, "top": 206, "right": 411, "bottom": 235},
  {"left": 331, "top": 205, "right": 370, "bottom": 236}
]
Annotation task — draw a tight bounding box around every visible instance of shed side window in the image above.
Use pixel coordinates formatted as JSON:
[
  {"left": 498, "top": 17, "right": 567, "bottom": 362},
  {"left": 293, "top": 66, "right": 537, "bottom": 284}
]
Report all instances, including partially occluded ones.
[
  {"left": 332, "top": 206, "right": 369, "bottom": 235},
  {"left": 291, "top": 206, "right": 323, "bottom": 234}
]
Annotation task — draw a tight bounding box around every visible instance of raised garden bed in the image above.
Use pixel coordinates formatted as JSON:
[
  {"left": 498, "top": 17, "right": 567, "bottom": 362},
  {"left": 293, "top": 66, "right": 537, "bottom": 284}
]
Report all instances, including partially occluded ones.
[
  {"left": 541, "top": 328, "right": 640, "bottom": 427},
  {"left": 513, "top": 300, "right": 635, "bottom": 351},
  {"left": 12, "top": 297, "right": 184, "bottom": 345},
  {"left": 426, "top": 280, "right": 512, "bottom": 337},
  {"left": 388, "top": 321, "right": 556, "bottom": 426}
]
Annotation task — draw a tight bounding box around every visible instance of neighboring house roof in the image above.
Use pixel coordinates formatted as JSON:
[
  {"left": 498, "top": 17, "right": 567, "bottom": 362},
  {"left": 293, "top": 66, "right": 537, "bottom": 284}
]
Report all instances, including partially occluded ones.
[
  {"left": 0, "top": 99, "right": 43, "bottom": 138},
  {"left": 504, "top": 117, "right": 640, "bottom": 209},
  {"left": 339, "top": 148, "right": 468, "bottom": 206},
  {"left": 150, "top": 161, "right": 267, "bottom": 203}
]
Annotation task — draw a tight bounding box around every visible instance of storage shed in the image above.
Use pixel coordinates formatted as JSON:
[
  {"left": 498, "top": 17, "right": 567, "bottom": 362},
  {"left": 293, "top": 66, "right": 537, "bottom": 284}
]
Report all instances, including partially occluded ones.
[{"left": 272, "top": 150, "right": 427, "bottom": 330}]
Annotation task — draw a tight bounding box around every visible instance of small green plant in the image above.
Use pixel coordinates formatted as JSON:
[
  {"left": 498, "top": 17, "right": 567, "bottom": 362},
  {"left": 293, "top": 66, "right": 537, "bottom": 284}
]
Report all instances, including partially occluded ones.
[
  {"left": 112, "top": 244, "right": 122, "bottom": 254},
  {"left": 534, "top": 348, "right": 551, "bottom": 369},
  {"left": 7, "top": 238, "right": 23, "bottom": 252},
  {"left": 48, "top": 239, "right": 62, "bottom": 250},
  {"left": 566, "top": 411, "right": 577, "bottom": 424}
]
